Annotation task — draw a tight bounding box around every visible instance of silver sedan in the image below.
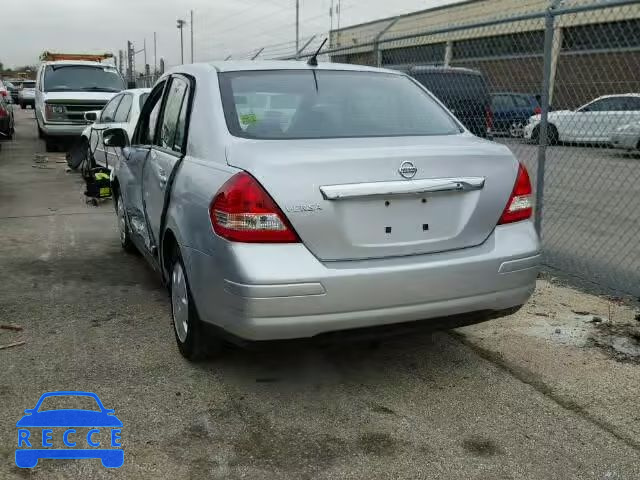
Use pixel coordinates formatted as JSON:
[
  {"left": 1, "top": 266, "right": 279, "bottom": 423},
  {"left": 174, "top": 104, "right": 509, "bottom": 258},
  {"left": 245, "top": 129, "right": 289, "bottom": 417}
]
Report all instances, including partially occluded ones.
[{"left": 104, "top": 61, "right": 540, "bottom": 360}]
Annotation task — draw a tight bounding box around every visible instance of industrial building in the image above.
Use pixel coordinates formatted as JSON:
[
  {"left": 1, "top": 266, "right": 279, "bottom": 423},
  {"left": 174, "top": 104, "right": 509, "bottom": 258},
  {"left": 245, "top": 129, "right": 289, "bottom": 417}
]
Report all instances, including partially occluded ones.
[{"left": 329, "top": 0, "right": 640, "bottom": 108}]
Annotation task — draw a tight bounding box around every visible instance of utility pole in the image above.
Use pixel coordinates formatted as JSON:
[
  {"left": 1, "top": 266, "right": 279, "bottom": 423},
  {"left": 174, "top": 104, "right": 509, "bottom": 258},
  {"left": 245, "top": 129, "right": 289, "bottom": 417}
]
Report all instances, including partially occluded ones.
[
  {"left": 295, "top": 0, "right": 300, "bottom": 59},
  {"left": 330, "top": 0, "right": 334, "bottom": 32},
  {"left": 190, "top": 10, "right": 194, "bottom": 63},
  {"left": 337, "top": 0, "right": 341, "bottom": 30},
  {"left": 177, "top": 19, "right": 186, "bottom": 64},
  {"left": 153, "top": 32, "right": 157, "bottom": 75},
  {"left": 118, "top": 49, "right": 124, "bottom": 75},
  {"left": 143, "top": 38, "right": 147, "bottom": 73}
]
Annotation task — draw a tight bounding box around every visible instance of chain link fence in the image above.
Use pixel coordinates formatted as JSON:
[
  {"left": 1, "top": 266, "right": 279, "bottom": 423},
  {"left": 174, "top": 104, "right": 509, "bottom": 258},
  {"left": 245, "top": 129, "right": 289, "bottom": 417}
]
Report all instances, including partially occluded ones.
[{"left": 247, "top": 0, "right": 638, "bottom": 298}]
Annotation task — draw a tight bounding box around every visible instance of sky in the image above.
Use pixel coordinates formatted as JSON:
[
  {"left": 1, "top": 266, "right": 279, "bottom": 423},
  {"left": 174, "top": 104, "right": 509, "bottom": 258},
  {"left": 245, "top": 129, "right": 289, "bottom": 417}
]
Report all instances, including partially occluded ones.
[{"left": 0, "top": 0, "right": 464, "bottom": 70}]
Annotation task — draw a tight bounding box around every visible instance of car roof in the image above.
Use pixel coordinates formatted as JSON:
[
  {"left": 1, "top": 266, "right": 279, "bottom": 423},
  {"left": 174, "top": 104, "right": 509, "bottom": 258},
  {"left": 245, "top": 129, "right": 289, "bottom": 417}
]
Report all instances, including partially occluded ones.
[
  {"left": 173, "top": 60, "right": 404, "bottom": 76},
  {"left": 593, "top": 93, "right": 640, "bottom": 100},
  {"left": 121, "top": 87, "right": 151, "bottom": 95},
  {"left": 41, "top": 60, "right": 117, "bottom": 68}
]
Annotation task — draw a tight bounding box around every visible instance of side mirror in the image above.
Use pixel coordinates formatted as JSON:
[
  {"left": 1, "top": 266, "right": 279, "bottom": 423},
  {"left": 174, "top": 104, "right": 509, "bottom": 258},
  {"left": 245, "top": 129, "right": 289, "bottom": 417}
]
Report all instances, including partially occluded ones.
[
  {"left": 84, "top": 110, "right": 100, "bottom": 122},
  {"left": 103, "top": 128, "right": 129, "bottom": 148}
]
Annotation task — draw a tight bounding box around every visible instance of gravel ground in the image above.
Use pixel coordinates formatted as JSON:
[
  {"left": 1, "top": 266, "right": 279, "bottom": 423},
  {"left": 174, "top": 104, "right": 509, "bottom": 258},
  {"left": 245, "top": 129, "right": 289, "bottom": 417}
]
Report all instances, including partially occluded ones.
[{"left": 1, "top": 108, "right": 639, "bottom": 479}]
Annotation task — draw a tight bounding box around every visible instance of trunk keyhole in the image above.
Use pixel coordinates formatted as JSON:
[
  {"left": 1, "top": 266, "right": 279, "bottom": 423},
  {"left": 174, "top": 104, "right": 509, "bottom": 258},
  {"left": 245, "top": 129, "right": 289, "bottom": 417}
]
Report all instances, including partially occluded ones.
[
  {"left": 423, "top": 224, "right": 429, "bottom": 231},
  {"left": 421, "top": 198, "right": 427, "bottom": 203},
  {"left": 385, "top": 227, "right": 392, "bottom": 234},
  {"left": 385, "top": 200, "right": 390, "bottom": 207}
]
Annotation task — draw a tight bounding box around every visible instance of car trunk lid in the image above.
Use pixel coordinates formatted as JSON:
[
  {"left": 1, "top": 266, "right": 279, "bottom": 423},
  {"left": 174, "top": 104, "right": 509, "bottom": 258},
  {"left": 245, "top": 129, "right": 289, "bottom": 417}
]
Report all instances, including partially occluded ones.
[{"left": 226, "top": 135, "right": 518, "bottom": 261}]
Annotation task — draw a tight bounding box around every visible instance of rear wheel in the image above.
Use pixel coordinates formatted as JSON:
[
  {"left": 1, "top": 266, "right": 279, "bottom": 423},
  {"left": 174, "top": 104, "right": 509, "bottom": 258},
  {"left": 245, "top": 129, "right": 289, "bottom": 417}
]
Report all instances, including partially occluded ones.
[
  {"left": 170, "top": 251, "right": 221, "bottom": 361},
  {"left": 531, "top": 124, "right": 559, "bottom": 145},
  {"left": 20, "top": 103, "right": 26, "bottom": 110}
]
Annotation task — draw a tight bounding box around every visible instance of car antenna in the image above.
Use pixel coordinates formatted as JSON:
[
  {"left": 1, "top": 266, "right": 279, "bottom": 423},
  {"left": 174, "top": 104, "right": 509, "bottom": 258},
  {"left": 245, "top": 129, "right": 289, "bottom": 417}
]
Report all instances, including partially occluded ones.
[{"left": 306, "top": 38, "right": 327, "bottom": 67}]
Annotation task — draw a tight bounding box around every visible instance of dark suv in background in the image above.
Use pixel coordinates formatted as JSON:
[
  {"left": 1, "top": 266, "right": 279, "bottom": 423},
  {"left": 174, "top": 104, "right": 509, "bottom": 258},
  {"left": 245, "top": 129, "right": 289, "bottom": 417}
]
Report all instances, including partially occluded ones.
[{"left": 399, "top": 66, "right": 492, "bottom": 138}]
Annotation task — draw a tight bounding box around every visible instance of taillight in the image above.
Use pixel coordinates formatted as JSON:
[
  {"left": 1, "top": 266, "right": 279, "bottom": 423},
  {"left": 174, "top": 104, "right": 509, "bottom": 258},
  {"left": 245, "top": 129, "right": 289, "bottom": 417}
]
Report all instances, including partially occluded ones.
[
  {"left": 533, "top": 106, "right": 542, "bottom": 115},
  {"left": 498, "top": 163, "right": 533, "bottom": 225},
  {"left": 485, "top": 106, "right": 493, "bottom": 133},
  {"left": 209, "top": 172, "right": 299, "bottom": 243},
  {"left": 0, "top": 106, "right": 6, "bottom": 118}
]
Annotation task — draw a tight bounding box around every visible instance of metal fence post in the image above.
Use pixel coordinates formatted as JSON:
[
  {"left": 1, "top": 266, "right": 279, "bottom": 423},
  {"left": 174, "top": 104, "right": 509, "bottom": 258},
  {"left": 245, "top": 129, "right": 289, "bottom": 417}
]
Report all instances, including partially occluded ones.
[
  {"left": 534, "top": 0, "right": 561, "bottom": 235},
  {"left": 373, "top": 17, "right": 400, "bottom": 67}
]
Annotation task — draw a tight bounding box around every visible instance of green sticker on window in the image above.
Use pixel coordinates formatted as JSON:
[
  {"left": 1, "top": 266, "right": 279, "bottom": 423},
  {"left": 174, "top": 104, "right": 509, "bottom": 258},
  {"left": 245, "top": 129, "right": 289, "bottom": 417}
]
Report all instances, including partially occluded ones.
[{"left": 240, "top": 113, "right": 257, "bottom": 125}]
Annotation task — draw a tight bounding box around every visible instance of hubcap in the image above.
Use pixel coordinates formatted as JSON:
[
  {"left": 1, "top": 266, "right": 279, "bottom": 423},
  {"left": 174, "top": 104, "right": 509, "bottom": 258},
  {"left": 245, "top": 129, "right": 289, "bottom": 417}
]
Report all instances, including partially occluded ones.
[
  {"left": 117, "top": 199, "right": 126, "bottom": 244},
  {"left": 171, "top": 262, "right": 189, "bottom": 343}
]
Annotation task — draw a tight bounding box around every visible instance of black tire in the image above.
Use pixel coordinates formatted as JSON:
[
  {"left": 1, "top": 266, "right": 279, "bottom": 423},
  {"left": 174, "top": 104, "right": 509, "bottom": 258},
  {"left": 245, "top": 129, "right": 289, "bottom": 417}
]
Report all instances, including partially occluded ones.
[
  {"left": 20, "top": 103, "right": 26, "bottom": 110},
  {"left": 169, "top": 249, "right": 221, "bottom": 361},
  {"left": 547, "top": 124, "right": 559, "bottom": 145},
  {"left": 38, "top": 125, "right": 44, "bottom": 139},
  {"left": 531, "top": 124, "right": 559, "bottom": 145},
  {"left": 114, "top": 192, "right": 137, "bottom": 254}
]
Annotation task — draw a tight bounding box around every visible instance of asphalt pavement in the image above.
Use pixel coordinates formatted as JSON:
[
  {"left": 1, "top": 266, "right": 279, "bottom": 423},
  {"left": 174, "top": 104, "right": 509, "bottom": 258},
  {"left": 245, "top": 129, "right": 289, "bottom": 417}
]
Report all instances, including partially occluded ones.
[{"left": 1, "top": 108, "right": 639, "bottom": 479}]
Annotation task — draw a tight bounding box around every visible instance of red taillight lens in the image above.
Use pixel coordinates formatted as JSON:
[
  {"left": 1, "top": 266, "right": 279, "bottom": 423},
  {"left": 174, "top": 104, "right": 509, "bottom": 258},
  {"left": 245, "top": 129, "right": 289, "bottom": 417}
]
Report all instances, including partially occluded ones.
[
  {"left": 498, "top": 163, "right": 533, "bottom": 225},
  {"left": 485, "top": 106, "right": 494, "bottom": 133},
  {"left": 209, "top": 172, "right": 299, "bottom": 243},
  {"left": 0, "top": 90, "right": 7, "bottom": 97},
  {"left": 533, "top": 106, "right": 542, "bottom": 115},
  {"left": 0, "top": 106, "right": 7, "bottom": 118}
]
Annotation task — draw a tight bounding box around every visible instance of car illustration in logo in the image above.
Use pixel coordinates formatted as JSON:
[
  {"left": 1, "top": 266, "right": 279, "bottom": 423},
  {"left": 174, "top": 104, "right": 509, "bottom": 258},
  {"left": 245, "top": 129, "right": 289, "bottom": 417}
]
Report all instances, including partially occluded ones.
[{"left": 16, "top": 391, "right": 123, "bottom": 468}]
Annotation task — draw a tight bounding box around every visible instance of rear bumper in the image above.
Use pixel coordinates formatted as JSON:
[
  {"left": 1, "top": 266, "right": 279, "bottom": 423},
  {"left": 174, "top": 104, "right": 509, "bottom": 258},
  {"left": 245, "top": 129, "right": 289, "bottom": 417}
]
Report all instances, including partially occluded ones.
[
  {"left": 183, "top": 221, "right": 540, "bottom": 341},
  {"left": 610, "top": 133, "right": 638, "bottom": 150}
]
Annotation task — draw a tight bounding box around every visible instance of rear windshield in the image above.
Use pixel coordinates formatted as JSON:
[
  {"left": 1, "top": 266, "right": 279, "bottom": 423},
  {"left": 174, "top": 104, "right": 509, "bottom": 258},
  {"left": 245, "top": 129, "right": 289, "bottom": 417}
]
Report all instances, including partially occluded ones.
[
  {"left": 411, "top": 72, "right": 488, "bottom": 104},
  {"left": 22, "top": 81, "right": 36, "bottom": 88},
  {"left": 219, "top": 70, "right": 461, "bottom": 140},
  {"left": 44, "top": 65, "right": 124, "bottom": 93}
]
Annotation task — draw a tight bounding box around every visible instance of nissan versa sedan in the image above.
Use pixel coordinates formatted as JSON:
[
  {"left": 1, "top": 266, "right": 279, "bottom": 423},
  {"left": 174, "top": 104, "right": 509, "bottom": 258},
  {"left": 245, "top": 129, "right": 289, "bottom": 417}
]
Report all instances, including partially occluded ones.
[{"left": 104, "top": 61, "right": 540, "bottom": 360}]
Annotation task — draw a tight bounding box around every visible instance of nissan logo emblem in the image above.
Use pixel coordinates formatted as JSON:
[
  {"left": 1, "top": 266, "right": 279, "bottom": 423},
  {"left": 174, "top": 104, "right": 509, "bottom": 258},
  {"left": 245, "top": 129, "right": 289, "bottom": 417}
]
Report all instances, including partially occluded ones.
[{"left": 398, "top": 161, "right": 418, "bottom": 179}]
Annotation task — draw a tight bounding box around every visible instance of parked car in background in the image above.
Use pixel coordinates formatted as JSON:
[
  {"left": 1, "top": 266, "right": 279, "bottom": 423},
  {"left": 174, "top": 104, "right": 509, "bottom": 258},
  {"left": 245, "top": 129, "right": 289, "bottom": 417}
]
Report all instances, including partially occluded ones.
[
  {"left": 491, "top": 92, "right": 541, "bottom": 137},
  {"left": 103, "top": 62, "right": 539, "bottom": 360},
  {"left": 80, "top": 88, "right": 150, "bottom": 171},
  {"left": 35, "top": 60, "right": 125, "bottom": 151},
  {"left": 0, "top": 92, "right": 15, "bottom": 140},
  {"left": 401, "top": 66, "right": 492, "bottom": 138},
  {"left": 0, "top": 79, "right": 10, "bottom": 102},
  {"left": 4, "top": 80, "right": 19, "bottom": 103},
  {"left": 610, "top": 121, "right": 640, "bottom": 152},
  {"left": 18, "top": 80, "right": 36, "bottom": 109},
  {"left": 524, "top": 94, "right": 640, "bottom": 144}
]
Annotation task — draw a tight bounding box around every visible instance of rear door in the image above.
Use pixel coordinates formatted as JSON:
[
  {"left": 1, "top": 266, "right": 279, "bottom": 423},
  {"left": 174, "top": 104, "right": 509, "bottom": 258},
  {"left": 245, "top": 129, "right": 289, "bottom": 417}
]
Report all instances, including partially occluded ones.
[
  {"left": 142, "top": 75, "right": 191, "bottom": 249},
  {"left": 491, "top": 94, "right": 516, "bottom": 133},
  {"left": 104, "top": 93, "right": 133, "bottom": 169},
  {"left": 119, "top": 81, "right": 167, "bottom": 252}
]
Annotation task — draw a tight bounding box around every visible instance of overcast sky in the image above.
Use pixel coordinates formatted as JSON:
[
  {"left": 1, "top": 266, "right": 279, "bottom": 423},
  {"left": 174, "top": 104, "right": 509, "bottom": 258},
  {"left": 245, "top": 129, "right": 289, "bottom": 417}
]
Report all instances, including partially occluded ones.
[{"left": 1, "top": 0, "right": 463, "bottom": 70}]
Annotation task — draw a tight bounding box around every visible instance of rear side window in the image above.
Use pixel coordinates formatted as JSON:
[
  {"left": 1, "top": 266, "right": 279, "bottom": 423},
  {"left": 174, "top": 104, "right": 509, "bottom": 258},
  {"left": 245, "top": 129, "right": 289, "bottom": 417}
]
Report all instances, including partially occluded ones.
[
  {"left": 513, "top": 95, "right": 532, "bottom": 108},
  {"left": 492, "top": 95, "right": 514, "bottom": 110},
  {"left": 219, "top": 70, "right": 461, "bottom": 139},
  {"left": 157, "top": 77, "right": 189, "bottom": 151},
  {"left": 100, "top": 95, "right": 122, "bottom": 123}
]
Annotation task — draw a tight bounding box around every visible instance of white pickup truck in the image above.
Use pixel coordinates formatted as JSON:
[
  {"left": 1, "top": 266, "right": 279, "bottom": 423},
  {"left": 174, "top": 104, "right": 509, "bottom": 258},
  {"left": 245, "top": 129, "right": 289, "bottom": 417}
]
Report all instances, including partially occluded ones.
[{"left": 35, "top": 60, "right": 125, "bottom": 151}]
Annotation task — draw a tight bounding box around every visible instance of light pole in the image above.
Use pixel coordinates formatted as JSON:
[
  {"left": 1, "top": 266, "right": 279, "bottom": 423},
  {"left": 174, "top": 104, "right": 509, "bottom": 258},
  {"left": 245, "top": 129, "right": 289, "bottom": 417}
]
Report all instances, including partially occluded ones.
[
  {"left": 190, "top": 10, "right": 194, "bottom": 63},
  {"left": 177, "top": 19, "right": 186, "bottom": 64}
]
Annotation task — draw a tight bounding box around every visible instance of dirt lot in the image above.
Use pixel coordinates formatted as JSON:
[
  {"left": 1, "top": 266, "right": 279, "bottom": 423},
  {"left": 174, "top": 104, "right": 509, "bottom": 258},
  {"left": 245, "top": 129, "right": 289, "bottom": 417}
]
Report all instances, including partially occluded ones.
[{"left": 1, "top": 108, "right": 639, "bottom": 479}]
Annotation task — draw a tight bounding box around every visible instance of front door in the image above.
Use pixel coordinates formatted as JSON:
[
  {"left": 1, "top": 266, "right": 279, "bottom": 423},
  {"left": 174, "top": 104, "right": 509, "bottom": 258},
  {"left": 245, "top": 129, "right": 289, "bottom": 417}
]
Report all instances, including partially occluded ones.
[
  {"left": 141, "top": 75, "right": 191, "bottom": 250},
  {"left": 94, "top": 94, "right": 122, "bottom": 167}
]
